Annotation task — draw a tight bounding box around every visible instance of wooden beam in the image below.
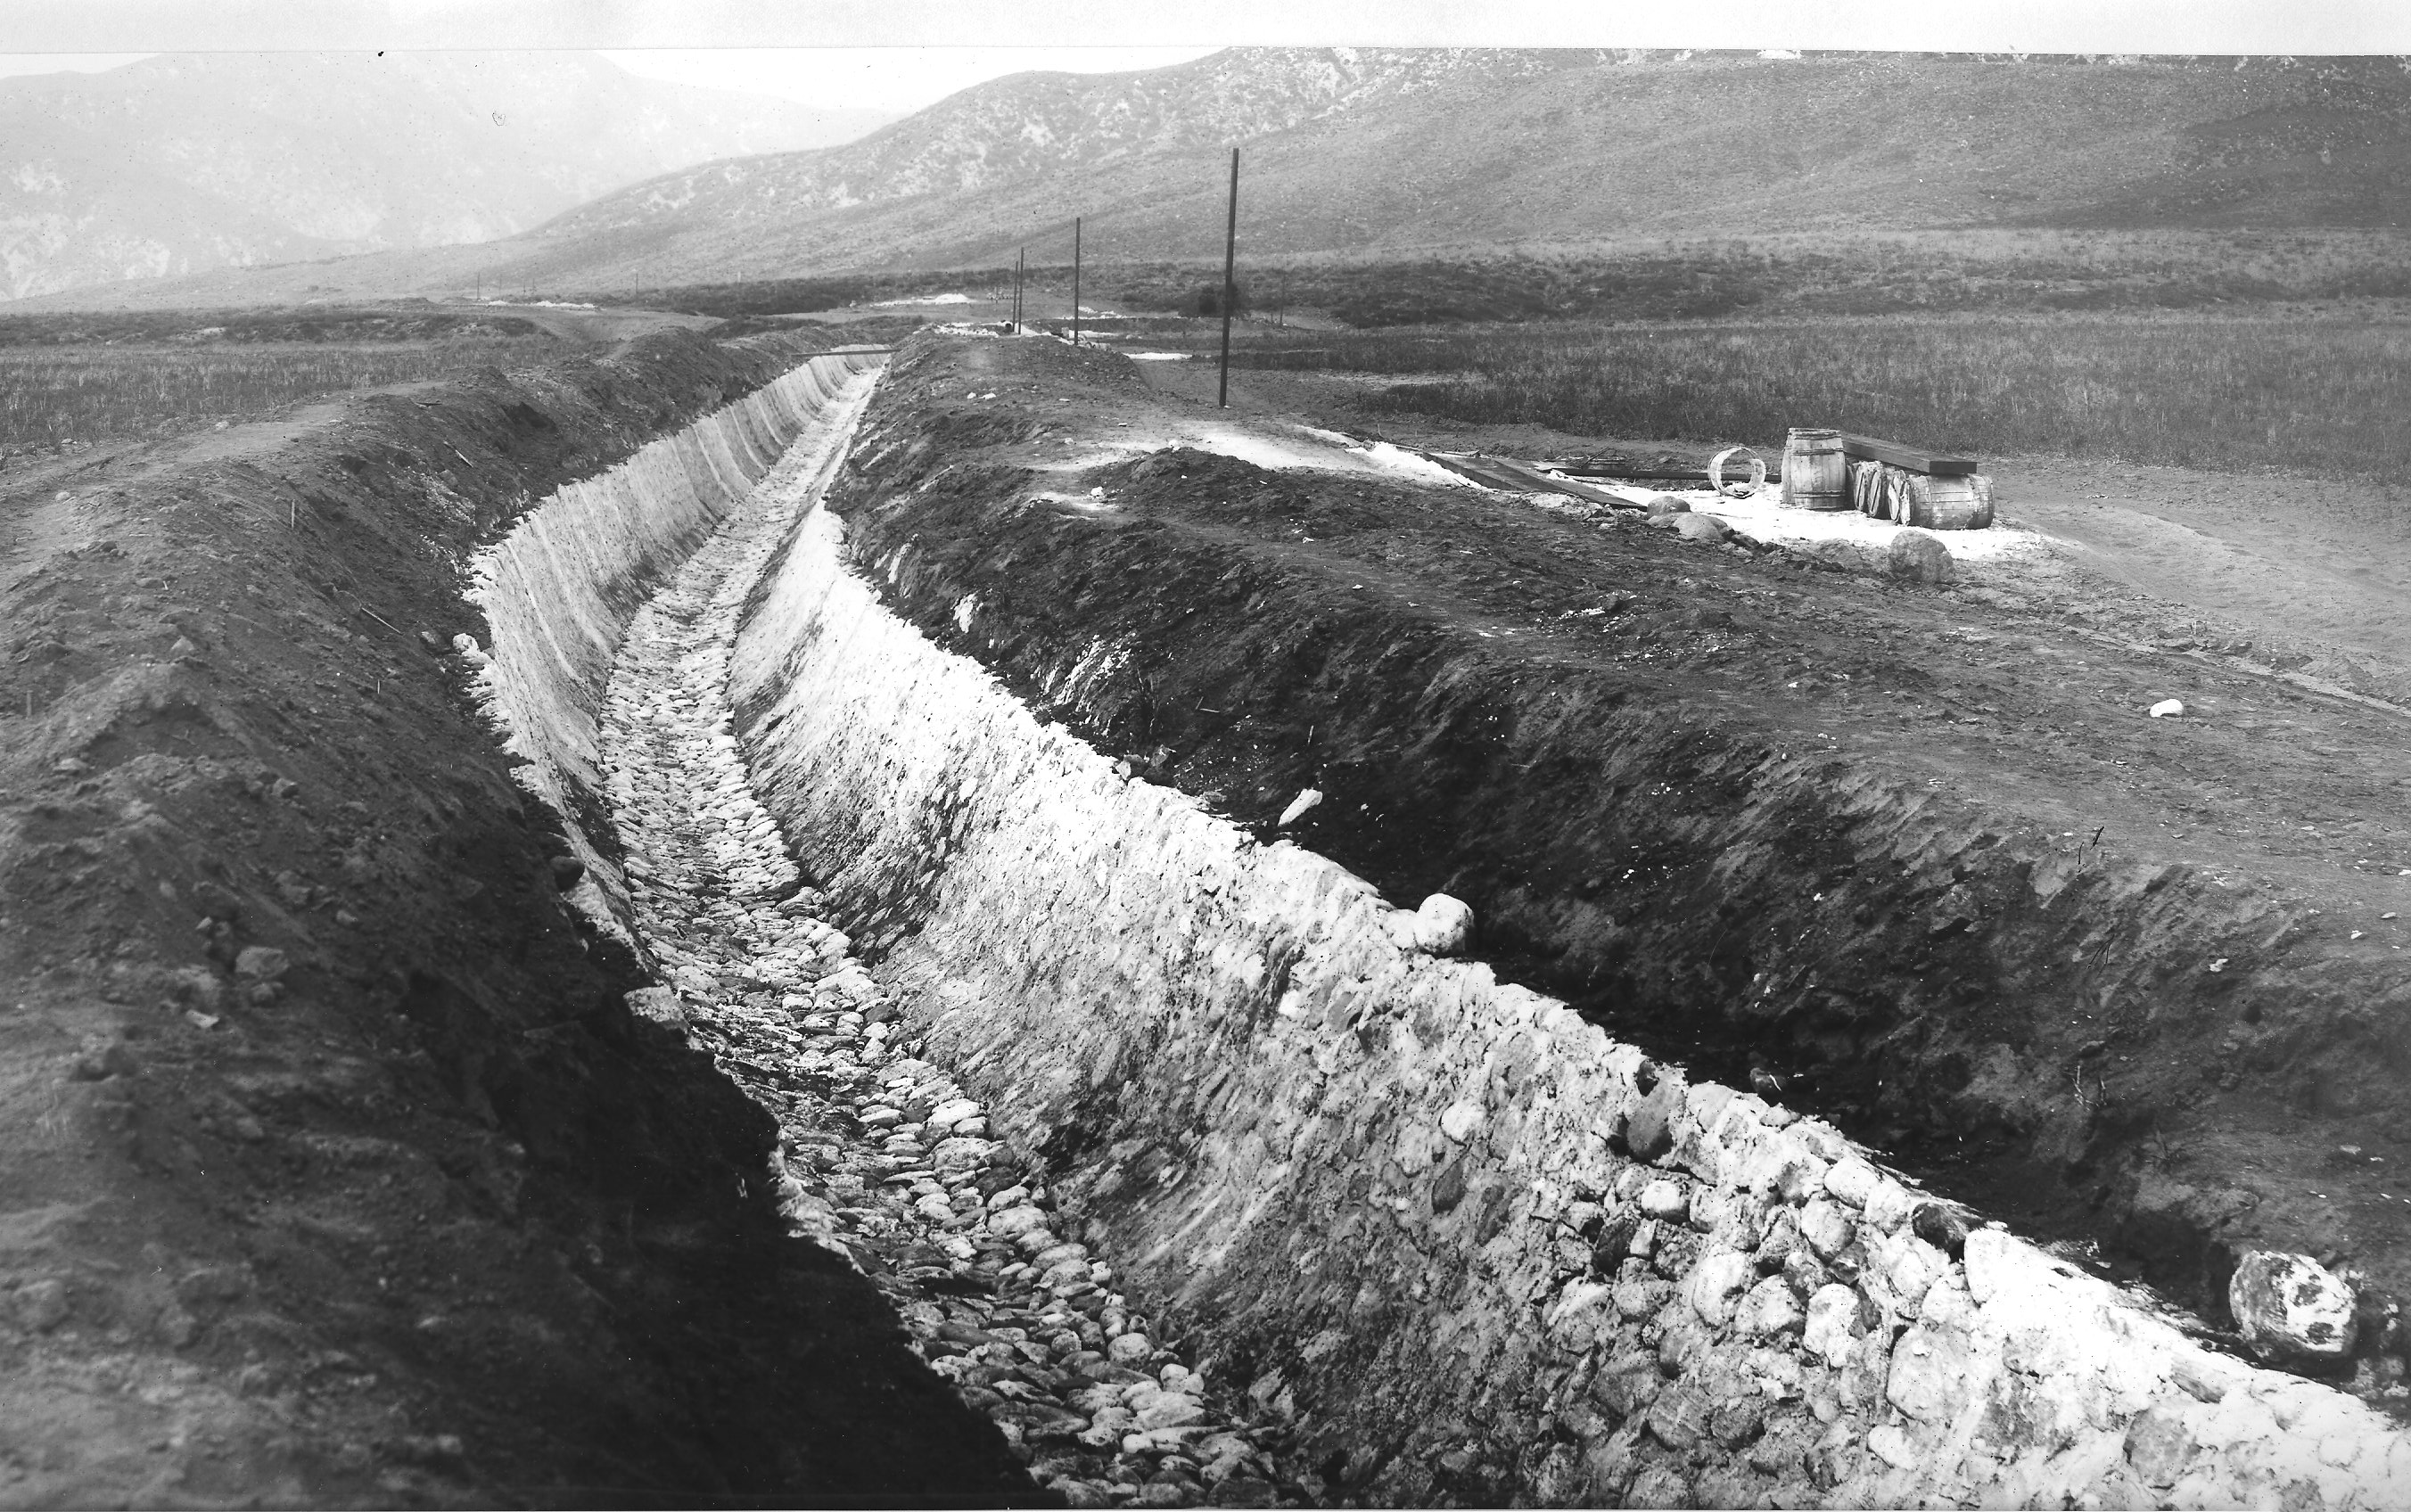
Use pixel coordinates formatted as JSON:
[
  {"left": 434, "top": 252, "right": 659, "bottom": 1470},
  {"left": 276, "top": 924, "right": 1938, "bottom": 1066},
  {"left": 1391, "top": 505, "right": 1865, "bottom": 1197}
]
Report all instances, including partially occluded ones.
[
  {"left": 1424, "top": 453, "right": 1648, "bottom": 507},
  {"left": 1837, "top": 432, "right": 1977, "bottom": 477}
]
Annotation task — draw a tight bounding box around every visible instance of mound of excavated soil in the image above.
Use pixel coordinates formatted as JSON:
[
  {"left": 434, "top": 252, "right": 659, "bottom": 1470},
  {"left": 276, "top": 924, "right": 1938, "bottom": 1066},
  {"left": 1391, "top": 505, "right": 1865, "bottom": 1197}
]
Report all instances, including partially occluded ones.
[
  {"left": 0, "top": 331, "right": 1033, "bottom": 1505},
  {"left": 825, "top": 333, "right": 2411, "bottom": 1395}
]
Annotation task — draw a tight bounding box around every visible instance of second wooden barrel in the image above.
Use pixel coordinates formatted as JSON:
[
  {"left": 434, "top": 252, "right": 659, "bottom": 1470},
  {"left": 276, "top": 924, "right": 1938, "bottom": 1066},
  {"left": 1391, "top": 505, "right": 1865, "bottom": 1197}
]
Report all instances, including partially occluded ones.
[{"left": 1782, "top": 428, "right": 1849, "bottom": 511}]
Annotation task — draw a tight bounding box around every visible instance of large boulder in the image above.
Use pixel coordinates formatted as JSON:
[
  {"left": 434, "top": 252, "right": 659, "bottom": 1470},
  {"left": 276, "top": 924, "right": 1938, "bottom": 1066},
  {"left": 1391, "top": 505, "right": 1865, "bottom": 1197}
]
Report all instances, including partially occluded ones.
[
  {"left": 2229, "top": 1250, "right": 2358, "bottom": 1364},
  {"left": 1887, "top": 528, "right": 1955, "bottom": 584},
  {"left": 1673, "top": 513, "right": 1732, "bottom": 545}
]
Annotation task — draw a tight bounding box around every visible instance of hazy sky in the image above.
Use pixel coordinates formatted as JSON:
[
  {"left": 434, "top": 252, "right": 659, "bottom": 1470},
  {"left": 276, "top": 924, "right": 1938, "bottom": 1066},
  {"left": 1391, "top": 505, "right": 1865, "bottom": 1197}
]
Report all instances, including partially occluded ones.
[{"left": 1, "top": 0, "right": 2404, "bottom": 117}]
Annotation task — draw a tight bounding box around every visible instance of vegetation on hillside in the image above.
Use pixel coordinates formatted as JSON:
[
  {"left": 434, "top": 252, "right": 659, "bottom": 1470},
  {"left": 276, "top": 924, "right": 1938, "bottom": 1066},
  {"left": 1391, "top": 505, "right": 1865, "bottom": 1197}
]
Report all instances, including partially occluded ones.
[{"left": 1215, "top": 312, "right": 2411, "bottom": 484}]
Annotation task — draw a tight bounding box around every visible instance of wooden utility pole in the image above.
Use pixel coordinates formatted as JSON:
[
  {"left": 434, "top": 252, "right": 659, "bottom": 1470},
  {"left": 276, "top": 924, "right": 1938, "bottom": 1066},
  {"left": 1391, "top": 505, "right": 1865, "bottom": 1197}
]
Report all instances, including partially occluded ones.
[
  {"left": 1015, "top": 247, "right": 1024, "bottom": 333},
  {"left": 1218, "top": 148, "right": 1240, "bottom": 408},
  {"left": 1072, "top": 218, "right": 1082, "bottom": 348}
]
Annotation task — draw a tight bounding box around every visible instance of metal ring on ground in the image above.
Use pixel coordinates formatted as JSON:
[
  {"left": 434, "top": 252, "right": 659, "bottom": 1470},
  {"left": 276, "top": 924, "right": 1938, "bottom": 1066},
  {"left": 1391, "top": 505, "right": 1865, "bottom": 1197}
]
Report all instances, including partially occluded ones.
[{"left": 1707, "top": 447, "right": 1766, "bottom": 499}]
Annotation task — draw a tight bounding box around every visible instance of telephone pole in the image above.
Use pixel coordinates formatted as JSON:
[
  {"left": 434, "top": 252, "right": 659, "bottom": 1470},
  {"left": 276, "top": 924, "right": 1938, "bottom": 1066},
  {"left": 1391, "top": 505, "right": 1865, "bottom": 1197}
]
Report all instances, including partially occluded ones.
[
  {"left": 1015, "top": 247, "right": 1024, "bottom": 333},
  {"left": 1072, "top": 218, "right": 1082, "bottom": 348},
  {"left": 1218, "top": 148, "right": 1240, "bottom": 408}
]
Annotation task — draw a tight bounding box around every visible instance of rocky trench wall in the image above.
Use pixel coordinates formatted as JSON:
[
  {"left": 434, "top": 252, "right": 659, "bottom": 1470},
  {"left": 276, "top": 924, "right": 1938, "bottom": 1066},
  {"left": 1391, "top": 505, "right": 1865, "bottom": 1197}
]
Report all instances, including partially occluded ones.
[
  {"left": 720, "top": 499, "right": 2411, "bottom": 1508},
  {"left": 467, "top": 350, "right": 883, "bottom": 940}
]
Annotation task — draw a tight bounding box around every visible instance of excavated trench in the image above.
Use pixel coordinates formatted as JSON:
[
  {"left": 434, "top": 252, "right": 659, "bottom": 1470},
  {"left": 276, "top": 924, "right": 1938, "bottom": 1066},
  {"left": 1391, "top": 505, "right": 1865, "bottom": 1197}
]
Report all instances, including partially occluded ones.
[{"left": 450, "top": 329, "right": 2411, "bottom": 1508}]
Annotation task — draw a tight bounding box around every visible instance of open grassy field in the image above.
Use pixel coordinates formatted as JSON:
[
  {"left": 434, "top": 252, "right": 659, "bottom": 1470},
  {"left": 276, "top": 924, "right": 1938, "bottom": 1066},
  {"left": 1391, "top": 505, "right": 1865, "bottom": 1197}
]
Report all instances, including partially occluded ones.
[
  {"left": 1209, "top": 312, "right": 2411, "bottom": 483},
  {"left": 0, "top": 305, "right": 564, "bottom": 456}
]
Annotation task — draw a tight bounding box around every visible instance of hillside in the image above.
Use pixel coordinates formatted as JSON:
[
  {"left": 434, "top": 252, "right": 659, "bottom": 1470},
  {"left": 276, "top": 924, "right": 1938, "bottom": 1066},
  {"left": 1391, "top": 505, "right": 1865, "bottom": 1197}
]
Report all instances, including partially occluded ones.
[
  {"left": 0, "top": 52, "right": 893, "bottom": 301},
  {"left": 18, "top": 48, "right": 2411, "bottom": 312}
]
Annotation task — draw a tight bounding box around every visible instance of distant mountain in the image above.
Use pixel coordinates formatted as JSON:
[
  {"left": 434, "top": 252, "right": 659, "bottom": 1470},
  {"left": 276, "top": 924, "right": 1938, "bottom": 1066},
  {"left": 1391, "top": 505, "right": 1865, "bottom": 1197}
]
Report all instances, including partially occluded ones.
[
  {"left": 18, "top": 49, "right": 2411, "bottom": 310},
  {"left": 512, "top": 48, "right": 2411, "bottom": 284},
  {"left": 0, "top": 52, "right": 893, "bottom": 300}
]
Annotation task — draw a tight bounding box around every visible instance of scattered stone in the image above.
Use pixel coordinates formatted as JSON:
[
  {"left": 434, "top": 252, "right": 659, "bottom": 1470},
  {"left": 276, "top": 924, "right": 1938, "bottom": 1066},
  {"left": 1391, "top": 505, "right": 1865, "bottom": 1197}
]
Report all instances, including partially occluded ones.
[
  {"left": 1672, "top": 514, "right": 1731, "bottom": 545},
  {"left": 2229, "top": 1251, "right": 2359, "bottom": 1364},
  {"left": 1275, "top": 788, "right": 1321, "bottom": 827},
  {"left": 2148, "top": 699, "right": 2185, "bottom": 719}
]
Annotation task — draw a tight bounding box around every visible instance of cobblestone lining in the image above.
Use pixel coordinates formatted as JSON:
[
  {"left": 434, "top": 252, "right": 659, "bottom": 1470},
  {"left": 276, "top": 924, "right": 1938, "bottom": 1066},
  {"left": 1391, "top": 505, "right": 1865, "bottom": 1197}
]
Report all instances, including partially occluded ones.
[
  {"left": 594, "top": 415, "right": 1310, "bottom": 1508},
  {"left": 460, "top": 345, "right": 2411, "bottom": 1508},
  {"left": 722, "top": 478, "right": 2411, "bottom": 1508}
]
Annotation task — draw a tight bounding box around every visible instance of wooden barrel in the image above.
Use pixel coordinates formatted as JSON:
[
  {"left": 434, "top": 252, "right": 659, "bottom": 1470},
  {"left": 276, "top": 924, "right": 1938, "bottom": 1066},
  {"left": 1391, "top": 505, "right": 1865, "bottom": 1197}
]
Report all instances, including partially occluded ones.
[
  {"left": 1781, "top": 428, "right": 1849, "bottom": 511},
  {"left": 1849, "top": 459, "right": 1887, "bottom": 516},
  {"left": 1903, "top": 472, "right": 1994, "bottom": 530}
]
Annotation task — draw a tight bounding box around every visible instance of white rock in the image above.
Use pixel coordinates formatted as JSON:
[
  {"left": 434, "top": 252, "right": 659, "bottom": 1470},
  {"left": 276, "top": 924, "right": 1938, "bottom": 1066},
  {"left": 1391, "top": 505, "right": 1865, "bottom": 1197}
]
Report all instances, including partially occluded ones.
[
  {"left": 2149, "top": 699, "right": 2185, "bottom": 719},
  {"left": 1803, "top": 1284, "right": 1860, "bottom": 1367},
  {"left": 1686, "top": 1250, "right": 1754, "bottom": 1327},
  {"left": 1411, "top": 894, "right": 1476, "bottom": 955},
  {"left": 1733, "top": 1277, "right": 1805, "bottom": 1337},
  {"left": 1639, "top": 1179, "right": 1688, "bottom": 1221},
  {"left": 928, "top": 1097, "right": 982, "bottom": 1128},
  {"left": 2230, "top": 1251, "right": 2358, "bottom": 1363},
  {"left": 1823, "top": 1158, "right": 1880, "bottom": 1208},
  {"left": 1440, "top": 1100, "right": 1484, "bottom": 1142},
  {"left": 1276, "top": 788, "right": 1322, "bottom": 826}
]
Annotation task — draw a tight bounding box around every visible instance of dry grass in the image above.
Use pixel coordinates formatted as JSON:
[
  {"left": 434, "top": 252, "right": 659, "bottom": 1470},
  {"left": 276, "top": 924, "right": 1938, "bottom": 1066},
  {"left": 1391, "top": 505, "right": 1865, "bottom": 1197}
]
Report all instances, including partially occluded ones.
[
  {"left": 1226, "top": 314, "right": 2411, "bottom": 481},
  {"left": 0, "top": 340, "right": 545, "bottom": 455}
]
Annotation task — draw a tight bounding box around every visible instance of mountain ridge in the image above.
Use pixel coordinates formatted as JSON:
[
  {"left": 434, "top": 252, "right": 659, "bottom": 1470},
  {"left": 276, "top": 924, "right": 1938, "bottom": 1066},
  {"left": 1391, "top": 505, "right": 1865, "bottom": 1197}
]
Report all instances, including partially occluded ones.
[
  {"left": 14, "top": 49, "right": 2411, "bottom": 310},
  {"left": 0, "top": 52, "right": 894, "bottom": 300}
]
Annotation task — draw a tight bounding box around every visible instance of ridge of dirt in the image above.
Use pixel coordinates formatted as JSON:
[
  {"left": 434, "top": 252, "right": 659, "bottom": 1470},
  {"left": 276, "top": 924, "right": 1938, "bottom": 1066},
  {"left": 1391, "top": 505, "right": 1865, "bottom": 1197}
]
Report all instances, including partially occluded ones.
[
  {"left": 0, "top": 332, "right": 1033, "bottom": 1505},
  {"left": 822, "top": 333, "right": 2411, "bottom": 1406}
]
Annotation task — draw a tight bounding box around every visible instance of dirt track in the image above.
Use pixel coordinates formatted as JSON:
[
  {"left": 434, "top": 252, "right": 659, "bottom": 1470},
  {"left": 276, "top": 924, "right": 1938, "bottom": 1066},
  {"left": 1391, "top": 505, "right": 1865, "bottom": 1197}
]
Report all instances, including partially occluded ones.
[{"left": 832, "top": 332, "right": 2411, "bottom": 1395}]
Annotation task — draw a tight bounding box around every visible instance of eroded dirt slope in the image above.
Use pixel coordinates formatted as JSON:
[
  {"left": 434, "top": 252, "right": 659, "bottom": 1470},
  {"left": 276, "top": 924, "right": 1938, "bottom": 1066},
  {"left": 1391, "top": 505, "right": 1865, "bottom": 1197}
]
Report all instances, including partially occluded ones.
[
  {"left": 824, "top": 333, "right": 2411, "bottom": 1385},
  {"left": 0, "top": 332, "right": 1033, "bottom": 1506}
]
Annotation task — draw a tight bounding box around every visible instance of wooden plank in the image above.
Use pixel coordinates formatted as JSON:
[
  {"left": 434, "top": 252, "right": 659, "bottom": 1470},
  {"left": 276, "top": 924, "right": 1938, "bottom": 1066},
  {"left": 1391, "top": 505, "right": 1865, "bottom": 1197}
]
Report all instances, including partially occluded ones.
[
  {"left": 1482, "top": 457, "right": 1638, "bottom": 506},
  {"left": 1837, "top": 432, "right": 1976, "bottom": 477},
  {"left": 1422, "top": 453, "right": 1647, "bottom": 508}
]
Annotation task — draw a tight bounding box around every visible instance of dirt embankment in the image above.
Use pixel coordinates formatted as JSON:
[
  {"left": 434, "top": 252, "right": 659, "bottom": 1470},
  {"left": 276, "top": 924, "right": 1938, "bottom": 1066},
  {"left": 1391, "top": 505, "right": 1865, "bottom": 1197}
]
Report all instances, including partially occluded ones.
[
  {"left": 824, "top": 334, "right": 2411, "bottom": 1363},
  {"left": 0, "top": 331, "right": 1032, "bottom": 1505}
]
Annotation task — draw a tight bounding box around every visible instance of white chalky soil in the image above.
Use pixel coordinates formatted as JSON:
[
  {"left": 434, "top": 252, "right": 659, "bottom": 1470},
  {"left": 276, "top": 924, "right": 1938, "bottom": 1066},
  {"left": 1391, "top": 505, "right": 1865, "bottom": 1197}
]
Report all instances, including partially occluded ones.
[{"left": 594, "top": 402, "right": 1299, "bottom": 1508}]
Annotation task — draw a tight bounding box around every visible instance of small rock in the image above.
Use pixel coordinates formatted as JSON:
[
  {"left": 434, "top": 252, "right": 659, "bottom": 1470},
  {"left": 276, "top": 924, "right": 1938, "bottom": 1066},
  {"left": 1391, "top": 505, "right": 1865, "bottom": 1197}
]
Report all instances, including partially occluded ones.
[
  {"left": 2149, "top": 699, "right": 2185, "bottom": 719},
  {"left": 2125, "top": 1404, "right": 2200, "bottom": 1488},
  {"left": 549, "top": 854, "right": 586, "bottom": 889},
  {"left": 1439, "top": 1099, "right": 1482, "bottom": 1142},
  {"left": 1275, "top": 788, "right": 1321, "bottom": 827},
  {"left": 1823, "top": 1159, "right": 1879, "bottom": 1209},
  {"left": 2229, "top": 1250, "right": 2359, "bottom": 1363},
  {"left": 1672, "top": 513, "right": 1730, "bottom": 545},
  {"left": 1803, "top": 1284, "right": 1859, "bottom": 1368},
  {"left": 233, "top": 946, "right": 289, "bottom": 982},
  {"left": 1798, "top": 1198, "right": 1856, "bottom": 1260},
  {"left": 1734, "top": 1276, "right": 1805, "bottom": 1337},
  {"left": 1686, "top": 1250, "right": 1755, "bottom": 1327},
  {"left": 1645, "top": 494, "right": 1691, "bottom": 515},
  {"left": 1639, "top": 1179, "right": 1688, "bottom": 1221},
  {"left": 1107, "top": 1332, "right": 1155, "bottom": 1366},
  {"left": 1886, "top": 529, "right": 1954, "bottom": 584},
  {"left": 1909, "top": 1202, "right": 1968, "bottom": 1260},
  {"left": 1411, "top": 894, "right": 1475, "bottom": 956}
]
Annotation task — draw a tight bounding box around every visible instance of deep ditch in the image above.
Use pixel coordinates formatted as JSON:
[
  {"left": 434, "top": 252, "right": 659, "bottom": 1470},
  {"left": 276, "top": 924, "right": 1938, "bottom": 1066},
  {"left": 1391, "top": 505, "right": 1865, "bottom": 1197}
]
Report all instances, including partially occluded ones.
[
  {"left": 462, "top": 330, "right": 2411, "bottom": 1508},
  {"left": 8, "top": 322, "right": 2407, "bottom": 1507}
]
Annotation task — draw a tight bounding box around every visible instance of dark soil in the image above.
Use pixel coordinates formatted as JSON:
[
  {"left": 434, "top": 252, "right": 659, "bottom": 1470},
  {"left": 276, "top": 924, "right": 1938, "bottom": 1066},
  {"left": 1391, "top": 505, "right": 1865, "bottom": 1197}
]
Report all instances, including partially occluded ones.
[
  {"left": 0, "top": 330, "right": 1036, "bottom": 1505},
  {"left": 826, "top": 333, "right": 2411, "bottom": 1393}
]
